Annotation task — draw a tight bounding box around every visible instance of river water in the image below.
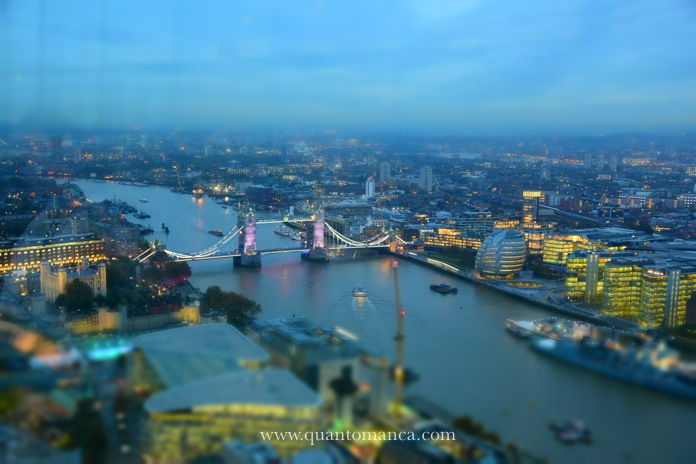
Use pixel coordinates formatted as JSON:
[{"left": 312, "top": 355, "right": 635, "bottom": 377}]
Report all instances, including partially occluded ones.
[{"left": 73, "top": 179, "right": 695, "bottom": 464}]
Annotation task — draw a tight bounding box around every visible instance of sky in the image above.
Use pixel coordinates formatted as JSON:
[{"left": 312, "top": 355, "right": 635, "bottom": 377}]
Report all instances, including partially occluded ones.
[{"left": 1, "top": 0, "right": 695, "bottom": 134}]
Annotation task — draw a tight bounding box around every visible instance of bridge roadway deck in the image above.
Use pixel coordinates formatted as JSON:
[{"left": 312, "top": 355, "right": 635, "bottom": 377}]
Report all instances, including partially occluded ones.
[{"left": 171, "top": 244, "right": 389, "bottom": 261}]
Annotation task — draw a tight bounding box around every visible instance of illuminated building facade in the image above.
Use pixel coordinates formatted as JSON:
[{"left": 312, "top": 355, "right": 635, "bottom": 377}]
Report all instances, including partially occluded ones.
[
  {"left": 422, "top": 228, "right": 483, "bottom": 250},
  {"left": 519, "top": 222, "right": 554, "bottom": 255},
  {"left": 542, "top": 228, "right": 639, "bottom": 268},
  {"left": 128, "top": 325, "right": 328, "bottom": 461},
  {"left": 602, "top": 259, "right": 647, "bottom": 319},
  {"left": 565, "top": 250, "right": 633, "bottom": 304},
  {"left": 0, "top": 234, "right": 106, "bottom": 275},
  {"left": 640, "top": 266, "right": 696, "bottom": 328},
  {"left": 522, "top": 191, "right": 542, "bottom": 224},
  {"left": 419, "top": 166, "right": 433, "bottom": 193},
  {"left": 39, "top": 259, "right": 107, "bottom": 303},
  {"left": 475, "top": 230, "right": 526, "bottom": 278}
]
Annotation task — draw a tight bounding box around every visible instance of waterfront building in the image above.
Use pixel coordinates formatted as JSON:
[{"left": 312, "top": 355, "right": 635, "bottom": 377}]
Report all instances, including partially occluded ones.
[
  {"left": 422, "top": 227, "right": 484, "bottom": 251},
  {"left": 475, "top": 230, "right": 526, "bottom": 279},
  {"left": 246, "top": 316, "right": 389, "bottom": 422},
  {"left": 565, "top": 250, "right": 634, "bottom": 304},
  {"left": 0, "top": 233, "right": 106, "bottom": 275},
  {"left": 640, "top": 265, "right": 696, "bottom": 328},
  {"left": 142, "top": 368, "right": 327, "bottom": 462},
  {"left": 39, "top": 258, "right": 106, "bottom": 303},
  {"left": 602, "top": 258, "right": 650, "bottom": 319},
  {"left": 127, "top": 325, "right": 328, "bottom": 461}
]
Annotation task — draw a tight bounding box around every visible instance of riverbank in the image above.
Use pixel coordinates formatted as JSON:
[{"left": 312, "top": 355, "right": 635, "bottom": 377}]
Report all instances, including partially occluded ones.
[{"left": 392, "top": 251, "right": 640, "bottom": 332}]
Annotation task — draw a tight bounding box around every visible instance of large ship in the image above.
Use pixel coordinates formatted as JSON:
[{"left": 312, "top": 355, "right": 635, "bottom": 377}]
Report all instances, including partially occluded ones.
[
  {"left": 273, "top": 226, "right": 292, "bottom": 237},
  {"left": 507, "top": 317, "right": 593, "bottom": 340},
  {"left": 531, "top": 337, "right": 696, "bottom": 400}
]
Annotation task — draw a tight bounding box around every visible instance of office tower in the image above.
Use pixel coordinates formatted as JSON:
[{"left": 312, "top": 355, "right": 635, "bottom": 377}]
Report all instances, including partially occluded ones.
[
  {"left": 608, "top": 155, "right": 619, "bottom": 172},
  {"left": 584, "top": 153, "right": 593, "bottom": 168},
  {"left": 419, "top": 166, "right": 433, "bottom": 193},
  {"left": 522, "top": 191, "right": 542, "bottom": 224},
  {"left": 52, "top": 136, "right": 62, "bottom": 160},
  {"left": 380, "top": 161, "right": 391, "bottom": 182},
  {"left": 365, "top": 177, "right": 376, "bottom": 199}
]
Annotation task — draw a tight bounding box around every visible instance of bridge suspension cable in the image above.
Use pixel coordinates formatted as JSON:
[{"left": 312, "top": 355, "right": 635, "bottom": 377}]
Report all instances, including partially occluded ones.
[
  {"left": 163, "top": 226, "right": 241, "bottom": 260},
  {"left": 324, "top": 222, "right": 390, "bottom": 247}
]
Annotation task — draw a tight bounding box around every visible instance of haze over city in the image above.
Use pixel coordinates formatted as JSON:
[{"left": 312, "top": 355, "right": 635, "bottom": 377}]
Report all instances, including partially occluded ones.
[{"left": 2, "top": 0, "right": 695, "bottom": 133}]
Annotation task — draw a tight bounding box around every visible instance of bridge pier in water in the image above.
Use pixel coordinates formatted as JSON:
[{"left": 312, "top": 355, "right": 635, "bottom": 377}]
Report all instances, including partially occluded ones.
[
  {"left": 301, "top": 203, "right": 328, "bottom": 262},
  {"left": 234, "top": 204, "right": 262, "bottom": 268}
]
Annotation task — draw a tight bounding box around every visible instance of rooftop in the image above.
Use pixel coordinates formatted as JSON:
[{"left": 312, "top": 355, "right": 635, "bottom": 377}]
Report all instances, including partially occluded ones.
[
  {"left": 144, "top": 368, "right": 323, "bottom": 413},
  {"left": 132, "top": 324, "right": 270, "bottom": 387}
]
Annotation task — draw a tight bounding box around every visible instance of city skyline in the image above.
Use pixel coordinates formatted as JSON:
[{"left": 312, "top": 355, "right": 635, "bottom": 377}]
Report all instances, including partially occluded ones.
[{"left": 1, "top": 0, "right": 695, "bottom": 134}]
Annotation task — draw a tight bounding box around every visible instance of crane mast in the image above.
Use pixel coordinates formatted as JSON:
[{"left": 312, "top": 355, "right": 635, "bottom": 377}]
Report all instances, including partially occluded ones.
[{"left": 392, "top": 260, "right": 404, "bottom": 419}]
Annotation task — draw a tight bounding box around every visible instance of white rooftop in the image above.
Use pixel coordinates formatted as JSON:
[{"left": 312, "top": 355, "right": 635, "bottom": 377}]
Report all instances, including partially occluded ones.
[{"left": 144, "top": 368, "right": 322, "bottom": 413}]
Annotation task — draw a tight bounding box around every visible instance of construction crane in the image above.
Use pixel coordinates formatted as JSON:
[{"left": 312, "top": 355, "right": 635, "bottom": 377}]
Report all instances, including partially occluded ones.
[{"left": 392, "top": 259, "right": 405, "bottom": 419}]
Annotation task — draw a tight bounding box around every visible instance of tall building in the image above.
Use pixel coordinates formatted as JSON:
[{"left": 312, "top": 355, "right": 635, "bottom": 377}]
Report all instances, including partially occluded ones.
[
  {"left": 365, "top": 177, "right": 376, "bottom": 199},
  {"left": 522, "top": 191, "right": 542, "bottom": 224},
  {"left": 565, "top": 250, "right": 633, "bottom": 304},
  {"left": 0, "top": 234, "right": 106, "bottom": 275},
  {"left": 602, "top": 258, "right": 648, "bottom": 320},
  {"left": 419, "top": 166, "right": 433, "bottom": 193},
  {"left": 379, "top": 161, "right": 391, "bottom": 182},
  {"left": 52, "top": 135, "right": 63, "bottom": 160}
]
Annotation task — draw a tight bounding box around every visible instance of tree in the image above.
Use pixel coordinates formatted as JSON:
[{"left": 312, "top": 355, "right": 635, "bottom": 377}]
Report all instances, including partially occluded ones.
[
  {"left": 163, "top": 261, "right": 192, "bottom": 283},
  {"left": 55, "top": 280, "right": 94, "bottom": 314},
  {"left": 201, "top": 285, "right": 262, "bottom": 328}
]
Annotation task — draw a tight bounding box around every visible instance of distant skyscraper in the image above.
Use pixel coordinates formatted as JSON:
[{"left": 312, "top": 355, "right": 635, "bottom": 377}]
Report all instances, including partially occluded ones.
[
  {"left": 52, "top": 136, "right": 62, "bottom": 160},
  {"left": 608, "top": 155, "right": 619, "bottom": 172},
  {"left": 540, "top": 166, "right": 551, "bottom": 181},
  {"left": 584, "top": 153, "right": 593, "bottom": 168},
  {"left": 419, "top": 166, "right": 433, "bottom": 193},
  {"left": 365, "top": 177, "right": 376, "bottom": 199},
  {"left": 380, "top": 161, "right": 391, "bottom": 182},
  {"left": 595, "top": 153, "right": 605, "bottom": 170}
]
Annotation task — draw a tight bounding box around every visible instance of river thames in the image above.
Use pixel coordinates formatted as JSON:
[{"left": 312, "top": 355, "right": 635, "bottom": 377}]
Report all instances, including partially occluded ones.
[{"left": 73, "top": 179, "right": 695, "bottom": 464}]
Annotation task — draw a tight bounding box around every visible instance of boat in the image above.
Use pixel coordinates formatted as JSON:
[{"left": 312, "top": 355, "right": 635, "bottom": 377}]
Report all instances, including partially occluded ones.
[
  {"left": 549, "top": 420, "right": 592, "bottom": 444},
  {"left": 531, "top": 337, "right": 696, "bottom": 400},
  {"left": 139, "top": 198, "right": 148, "bottom": 203},
  {"left": 208, "top": 230, "right": 224, "bottom": 237},
  {"left": 133, "top": 211, "right": 151, "bottom": 219},
  {"left": 291, "top": 232, "right": 303, "bottom": 241},
  {"left": 352, "top": 285, "right": 368, "bottom": 297},
  {"left": 430, "top": 283, "right": 458, "bottom": 294},
  {"left": 221, "top": 205, "right": 227, "bottom": 209},
  {"left": 273, "top": 226, "right": 292, "bottom": 237},
  {"left": 506, "top": 317, "right": 593, "bottom": 340}
]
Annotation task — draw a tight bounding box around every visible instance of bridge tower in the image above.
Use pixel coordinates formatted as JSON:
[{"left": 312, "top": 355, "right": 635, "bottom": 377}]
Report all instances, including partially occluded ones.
[
  {"left": 302, "top": 199, "right": 328, "bottom": 262},
  {"left": 234, "top": 203, "right": 262, "bottom": 267},
  {"left": 389, "top": 229, "right": 398, "bottom": 253}
]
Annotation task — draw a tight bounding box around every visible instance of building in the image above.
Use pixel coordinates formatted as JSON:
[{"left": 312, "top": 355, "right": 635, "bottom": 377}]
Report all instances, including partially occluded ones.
[
  {"left": 565, "top": 250, "right": 633, "bottom": 304},
  {"left": 542, "top": 228, "right": 643, "bottom": 268},
  {"left": 602, "top": 258, "right": 649, "bottom": 320},
  {"left": 640, "top": 265, "right": 696, "bottom": 328},
  {"left": 246, "top": 317, "right": 389, "bottom": 423},
  {"left": 522, "top": 191, "right": 542, "bottom": 224},
  {"left": 379, "top": 161, "right": 391, "bottom": 182},
  {"left": 419, "top": 166, "right": 433, "bottom": 193},
  {"left": 51, "top": 135, "right": 63, "bottom": 161},
  {"left": 128, "top": 324, "right": 327, "bottom": 462},
  {"left": 39, "top": 259, "right": 106, "bottom": 303},
  {"left": 421, "top": 228, "right": 484, "bottom": 251},
  {"left": 0, "top": 233, "right": 106, "bottom": 275},
  {"left": 365, "top": 177, "right": 376, "bottom": 199},
  {"left": 519, "top": 222, "right": 554, "bottom": 255},
  {"left": 475, "top": 230, "right": 526, "bottom": 279},
  {"left": 142, "top": 369, "right": 327, "bottom": 462}
]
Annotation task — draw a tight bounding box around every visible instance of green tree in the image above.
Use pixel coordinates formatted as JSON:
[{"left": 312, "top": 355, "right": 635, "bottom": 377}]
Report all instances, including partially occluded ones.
[
  {"left": 163, "top": 261, "right": 192, "bottom": 282},
  {"left": 201, "top": 285, "right": 262, "bottom": 328},
  {"left": 55, "top": 280, "right": 94, "bottom": 314}
]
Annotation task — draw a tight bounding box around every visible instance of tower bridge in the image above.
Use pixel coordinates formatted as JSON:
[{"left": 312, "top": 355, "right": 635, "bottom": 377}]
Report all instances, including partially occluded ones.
[{"left": 157, "top": 203, "right": 408, "bottom": 267}]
